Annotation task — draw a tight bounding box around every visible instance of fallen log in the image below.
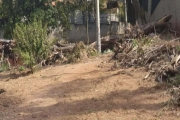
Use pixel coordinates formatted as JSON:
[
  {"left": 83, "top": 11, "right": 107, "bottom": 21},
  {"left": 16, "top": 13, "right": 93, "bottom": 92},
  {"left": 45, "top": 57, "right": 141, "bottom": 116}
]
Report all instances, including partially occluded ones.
[
  {"left": 157, "top": 15, "right": 172, "bottom": 24},
  {"left": 143, "top": 15, "right": 172, "bottom": 35},
  {"left": 125, "top": 15, "right": 173, "bottom": 37}
]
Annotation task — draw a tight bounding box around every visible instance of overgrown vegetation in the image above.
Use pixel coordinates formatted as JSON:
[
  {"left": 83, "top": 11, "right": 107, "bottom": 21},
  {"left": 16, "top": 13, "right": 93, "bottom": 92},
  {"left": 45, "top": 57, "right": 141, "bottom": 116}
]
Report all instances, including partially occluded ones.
[{"left": 13, "top": 20, "right": 51, "bottom": 73}]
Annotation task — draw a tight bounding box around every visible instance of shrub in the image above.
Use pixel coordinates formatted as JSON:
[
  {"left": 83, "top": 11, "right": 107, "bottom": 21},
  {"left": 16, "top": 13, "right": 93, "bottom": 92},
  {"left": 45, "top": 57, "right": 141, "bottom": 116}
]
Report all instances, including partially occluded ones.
[{"left": 13, "top": 20, "right": 51, "bottom": 73}]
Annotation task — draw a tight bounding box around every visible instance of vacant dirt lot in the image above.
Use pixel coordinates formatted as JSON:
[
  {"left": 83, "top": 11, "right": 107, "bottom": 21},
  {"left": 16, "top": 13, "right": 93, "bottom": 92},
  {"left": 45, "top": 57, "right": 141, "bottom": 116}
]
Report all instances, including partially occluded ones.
[{"left": 0, "top": 54, "right": 180, "bottom": 120}]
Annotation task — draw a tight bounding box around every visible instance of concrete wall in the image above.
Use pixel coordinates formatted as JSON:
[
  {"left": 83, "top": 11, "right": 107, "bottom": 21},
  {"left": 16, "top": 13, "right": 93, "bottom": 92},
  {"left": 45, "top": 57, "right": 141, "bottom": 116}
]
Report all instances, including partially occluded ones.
[
  {"left": 67, "top": 22, "right": 124, "bottom": 43},
  {"left": 70, "top": 10, "right": 119, "bottom": 25},
  {"left": 150, "top": 0, "right": 180, "bottom": 31}
]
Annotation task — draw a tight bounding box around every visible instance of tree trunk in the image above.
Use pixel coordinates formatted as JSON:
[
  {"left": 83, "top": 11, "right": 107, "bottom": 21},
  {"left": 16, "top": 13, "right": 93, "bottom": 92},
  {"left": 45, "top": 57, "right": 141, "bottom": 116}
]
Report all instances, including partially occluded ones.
[
  {"left": 131, "top": 0, "right": 146, "bottom": 24},
  {"left": 143, "top": 15, "right": 172, "bottom": 35}
]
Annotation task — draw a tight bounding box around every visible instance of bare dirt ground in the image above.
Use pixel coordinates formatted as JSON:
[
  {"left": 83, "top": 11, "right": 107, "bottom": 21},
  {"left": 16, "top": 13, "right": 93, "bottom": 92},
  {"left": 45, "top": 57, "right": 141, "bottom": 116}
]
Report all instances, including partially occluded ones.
[{"left": 0, "top": 54, "right": 180, "bottom": 120}]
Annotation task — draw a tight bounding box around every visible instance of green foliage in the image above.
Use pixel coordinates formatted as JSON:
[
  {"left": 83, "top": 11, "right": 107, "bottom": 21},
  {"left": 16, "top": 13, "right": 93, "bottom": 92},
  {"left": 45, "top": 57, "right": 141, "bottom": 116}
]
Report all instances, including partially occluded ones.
[
  {"left": 18, "top": 66, "right": 25, "bottom": 72},
  {"left": 0, "top": 0, "right": 107, "bottom": 39},
  {"left": 0, "top": 62, "right": 9, "bottom": 72},
  {"left": 13, "top": 20, "right": 51, "bottom": 73},
  {"left": 55, "top": 2, "right": 71, "bottom": 29},
  {"left": 132, "top": 37, "right": 152, "bottom": 48},
  {"left": 103, "top": 49, "right": 113, "bottom": 54},
  {"left": 176, "top": 46, "right": 180, "bottom": 53},
  {"left": 0, "top": 0, "right": 71, "bottom": 39}
]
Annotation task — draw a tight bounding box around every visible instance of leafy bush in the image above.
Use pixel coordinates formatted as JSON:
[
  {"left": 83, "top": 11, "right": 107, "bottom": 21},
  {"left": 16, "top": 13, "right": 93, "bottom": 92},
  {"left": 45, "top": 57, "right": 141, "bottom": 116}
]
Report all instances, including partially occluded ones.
[{"left": 13, "top": 20, "right": 51, "bottom": 73}]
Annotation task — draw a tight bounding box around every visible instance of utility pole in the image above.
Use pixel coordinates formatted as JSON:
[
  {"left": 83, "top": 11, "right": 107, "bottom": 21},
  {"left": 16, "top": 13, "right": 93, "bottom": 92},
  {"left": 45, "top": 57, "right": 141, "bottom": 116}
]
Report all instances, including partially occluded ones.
[{"left": 95, "top": 0, "right": 101, "bottom": 53}]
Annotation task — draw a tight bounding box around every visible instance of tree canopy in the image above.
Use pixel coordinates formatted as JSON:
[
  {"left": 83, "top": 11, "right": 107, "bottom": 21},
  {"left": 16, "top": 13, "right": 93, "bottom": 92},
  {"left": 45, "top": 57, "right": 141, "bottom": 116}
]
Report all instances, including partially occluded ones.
[
  {"left": 0, "top": 0, "right": 72, "bottom": 38},
  {"left": 0, "top": 0, "right": 106, "bottom": 39}
]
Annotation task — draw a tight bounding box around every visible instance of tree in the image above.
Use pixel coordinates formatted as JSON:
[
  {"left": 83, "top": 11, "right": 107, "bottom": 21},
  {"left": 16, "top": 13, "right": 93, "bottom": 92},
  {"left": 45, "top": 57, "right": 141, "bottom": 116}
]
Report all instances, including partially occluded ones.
[{"left": 0, "top": 0, "right": 71, "bottom": 39}]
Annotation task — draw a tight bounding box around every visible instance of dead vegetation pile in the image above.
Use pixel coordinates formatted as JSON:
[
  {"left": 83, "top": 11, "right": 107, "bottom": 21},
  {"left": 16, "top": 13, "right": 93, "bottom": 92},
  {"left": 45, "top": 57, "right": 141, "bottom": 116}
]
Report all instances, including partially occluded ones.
[
  {"left": 66, "top": 42, "right": 97, "bottom": 63},
  {"left": 103, "top": 15, "right": 180, "bottom": 83},
  {"left": 46, "top": 41, "right": 97, "bottom": 64},
  {"left": 107, "top": 15, "right": 180, "bottom": 107},
  {"left": 114, "top": 36, "right": 180, "bottom": 82}
]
